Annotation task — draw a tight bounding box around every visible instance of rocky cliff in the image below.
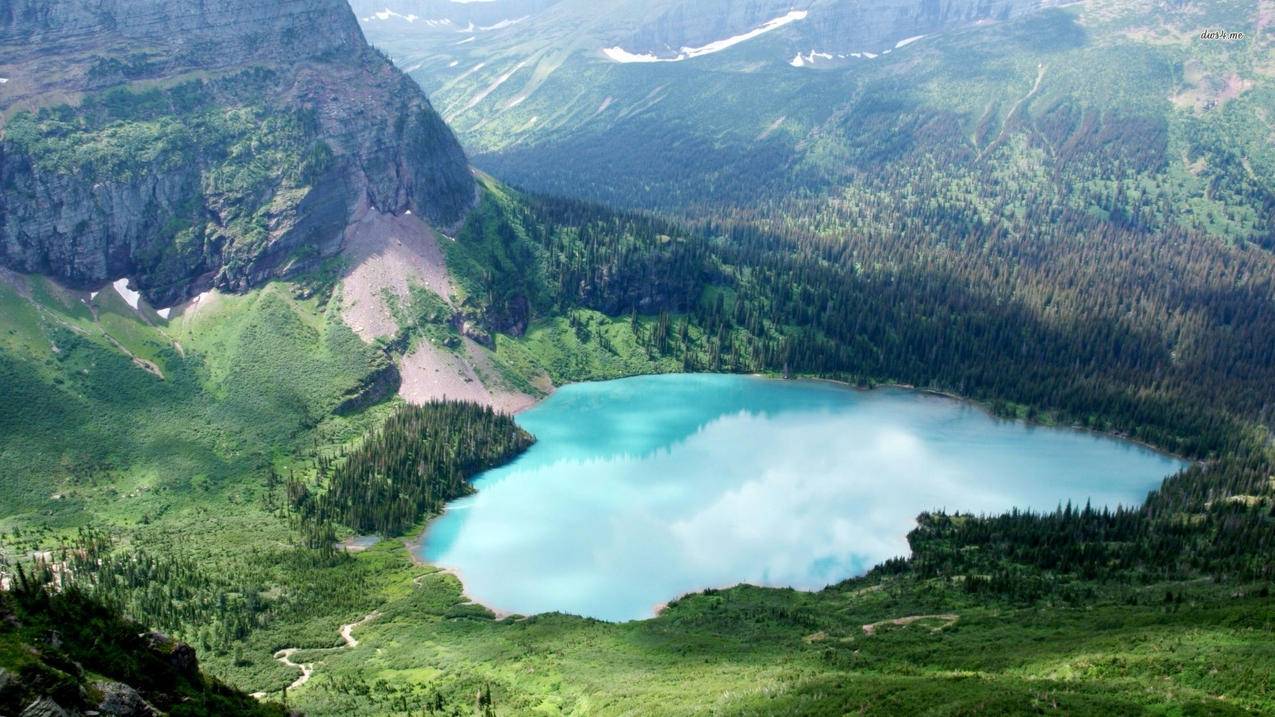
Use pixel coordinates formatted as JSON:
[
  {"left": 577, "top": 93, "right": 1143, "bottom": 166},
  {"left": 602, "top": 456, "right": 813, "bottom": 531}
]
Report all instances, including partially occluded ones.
[
  {"left": 0, "top": 586, "right": 280, "bottom": 717},
  {"left": 0, "top": 0, "right": 472, "bottom": 306}
]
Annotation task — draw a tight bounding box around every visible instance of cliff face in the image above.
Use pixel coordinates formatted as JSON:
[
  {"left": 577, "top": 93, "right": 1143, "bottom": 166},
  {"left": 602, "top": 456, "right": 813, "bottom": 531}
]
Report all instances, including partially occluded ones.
[{"left": 0, "top": 0, "right": 472, "bottom": 305}]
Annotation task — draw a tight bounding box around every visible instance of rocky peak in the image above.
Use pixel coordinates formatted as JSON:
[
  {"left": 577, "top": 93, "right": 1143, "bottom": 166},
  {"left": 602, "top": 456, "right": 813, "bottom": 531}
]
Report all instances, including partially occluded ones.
[{"left": 0, "top": 0, "right": 473, "bottom": 306}]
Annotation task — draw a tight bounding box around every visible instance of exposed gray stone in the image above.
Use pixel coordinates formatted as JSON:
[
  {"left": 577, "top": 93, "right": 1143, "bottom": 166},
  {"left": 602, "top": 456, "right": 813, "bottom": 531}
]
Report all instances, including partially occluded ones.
[
  {"left": 19, "top": 697, "right": 68, "bottom": 717},
  {"left": 0, "top": 0, "right": 472, "bottom": 306},
  {"left": 94, "top": 681, "right": 160, "bottom": 717}
]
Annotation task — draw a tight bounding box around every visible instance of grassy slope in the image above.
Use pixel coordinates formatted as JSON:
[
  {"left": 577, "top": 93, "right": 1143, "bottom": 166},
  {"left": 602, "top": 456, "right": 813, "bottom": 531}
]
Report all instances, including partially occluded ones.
[
  {"left": 0, "top": 274, "right": 381, "bottom": 529},
  {"left": 273, "top": 544, "right": 1275, "bottom": 716},
  {"left": 0, "top": 272, "right": 400, "bottom": 691}
]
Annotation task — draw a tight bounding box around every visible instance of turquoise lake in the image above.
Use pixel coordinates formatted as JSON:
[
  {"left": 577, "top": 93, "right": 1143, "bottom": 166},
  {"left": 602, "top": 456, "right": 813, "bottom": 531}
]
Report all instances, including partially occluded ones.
[{"left": 420, "top": 374, "right": 1185, "bottom": 622}]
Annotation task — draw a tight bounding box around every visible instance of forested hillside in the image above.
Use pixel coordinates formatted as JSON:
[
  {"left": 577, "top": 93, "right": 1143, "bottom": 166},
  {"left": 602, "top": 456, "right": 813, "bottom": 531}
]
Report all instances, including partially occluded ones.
[
  {"left": 434, "top": 182, "right": 1275, "bottom": 591},
  {"left": 290, "top": 402, "right": 534, "bottom": 538},
  {"left": 352, "top": 0, "right": 1275, "bottom": 617},
  {"left": 363, "top": 0, "right": 1272, "bottom": 247},
  {"left": 0, "top": 578, "right": 280, "bottom": 717}
]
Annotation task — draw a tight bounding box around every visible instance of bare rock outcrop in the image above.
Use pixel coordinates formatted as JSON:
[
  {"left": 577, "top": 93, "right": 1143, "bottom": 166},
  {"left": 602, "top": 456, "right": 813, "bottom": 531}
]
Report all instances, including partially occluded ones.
[{"left": 0, "top": 0, "right": 473, "bottom": 307}]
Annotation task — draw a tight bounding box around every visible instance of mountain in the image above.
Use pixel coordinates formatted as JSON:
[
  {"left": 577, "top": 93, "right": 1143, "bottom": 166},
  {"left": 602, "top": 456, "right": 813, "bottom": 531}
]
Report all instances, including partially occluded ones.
[
  {"left": 1, "top": 1, "right": 1273, "bottom": 716},
  {"left": 0, "top": 0, "right": 473, "bottom": 307},
  {"left": 349, "top": 0, "right": 1045, "bottom": 61},
  {"left": 355, "top": 0, "right": 1274, "bottom": 247}
]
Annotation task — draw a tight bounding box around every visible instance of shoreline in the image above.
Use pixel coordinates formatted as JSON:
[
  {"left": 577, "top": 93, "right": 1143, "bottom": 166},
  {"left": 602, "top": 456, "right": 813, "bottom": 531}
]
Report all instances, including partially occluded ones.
[
  {"left": 434, "top": 565, "right": 518, "bottom": 621},
  {"left": 399, "top": 370, "right": 1193, "bottom": 624},
  {"left": 403, "top": 518, "right": 518, "bottom": 621},
  {"left": 503, "top": 369, "right": 1188, "bottom": 464},
  {"left": 775, "top": 373, "right": 1191, "bottom": 464}
]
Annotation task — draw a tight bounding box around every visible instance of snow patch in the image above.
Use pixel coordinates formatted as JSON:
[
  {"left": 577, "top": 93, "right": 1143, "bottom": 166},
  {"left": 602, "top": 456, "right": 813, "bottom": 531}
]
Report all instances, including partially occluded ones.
[
  {"left": 604, "top": 10, "right": 808, "bottom": 63},
  {"left": 448, "top": 60, "right": 460, "bottom": 67},
  {"left": 362, "top": 14, "right": 461, "bottom": 27},
  {"left": 365, "top": 8, "right": 420, "bottom": 23},
  {"left": 895, "top": 34, "right": 926, "bottom": 49},
  {"left": 457, "top": 60, "right": 528, "bottom": 115},
  {"left": 479, "top": 16, "right": 529, "bottom": 31},
  {"left": 602, "top": 47, "right": 662, "bottom": 63},
  {"left": 790, "top": 50, "right": 833, "bottom": 67},
  {"left": 453, "top": 62, "right": 487, "bottom": 83},
  {"left": 112, "top": 278, "right": 141, "bottom": 311},
  {"left": 157, "top": 308, "right": 172, "bottom": 320},
  {"left": 0, "top": 78, "right": 8, "bottom": 84}
]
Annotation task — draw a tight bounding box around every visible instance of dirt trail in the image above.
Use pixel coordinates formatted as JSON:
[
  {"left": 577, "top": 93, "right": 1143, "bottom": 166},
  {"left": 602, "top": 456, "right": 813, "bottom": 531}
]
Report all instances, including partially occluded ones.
[
  {"left": 101, "top": 333, "right": 164, "bottom": 380},
  {"left": 340, "top": 610, "right": 380, "bottom": 648},
  {"left": 251, "top": 611, "right": 381, "bottom": 700},
  {"left": 261, "top": 648, "right": 312, "bottom": 696},
  {"left": 861, "top": 613, "right": 959, "bottom": 636}
]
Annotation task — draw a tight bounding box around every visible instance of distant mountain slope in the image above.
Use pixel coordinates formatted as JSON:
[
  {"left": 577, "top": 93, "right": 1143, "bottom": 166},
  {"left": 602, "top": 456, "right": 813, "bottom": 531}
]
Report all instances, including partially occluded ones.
[
  {"left": 349, "top": 0, "right": 1044, "bottom": 61},
  {"left": 356, "top": 0, "right": 1273, "bottom": 247},
  {"left": 0, "top": 0, "right": 473, "bottom": 307}
]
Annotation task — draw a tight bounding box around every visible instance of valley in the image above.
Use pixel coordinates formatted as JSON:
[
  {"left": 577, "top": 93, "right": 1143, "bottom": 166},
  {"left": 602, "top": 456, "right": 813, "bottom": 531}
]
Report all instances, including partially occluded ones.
[{"left": 1, "top": 0, "right": 1273, "bottom": 715}]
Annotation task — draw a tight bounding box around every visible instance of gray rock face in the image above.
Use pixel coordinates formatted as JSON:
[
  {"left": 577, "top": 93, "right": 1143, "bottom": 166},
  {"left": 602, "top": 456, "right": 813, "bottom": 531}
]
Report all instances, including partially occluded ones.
[
  {"left": 348, "top": 0, "right": 556, "bottom": 29},
  {"left": 94, "top": 681, "right": 160, "bottom": 717},
  {"left": 0, "top": 0, "right": 365, "bottom": 90},
  {"left": 139, "top": 631, "right": 199, "bottom": 678},
  {"left": 0, "top": 0, "right": 472, "bottom": 306},
  {"left": 18, "top": 697, "right": 69, "bottom": 717}
]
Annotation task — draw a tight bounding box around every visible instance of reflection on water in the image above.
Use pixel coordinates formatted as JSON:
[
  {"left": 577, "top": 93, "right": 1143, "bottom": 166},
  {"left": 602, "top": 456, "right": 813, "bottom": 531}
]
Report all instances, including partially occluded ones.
[{"left": 422, "top": 374, "right": 1185, "bottom": 622}]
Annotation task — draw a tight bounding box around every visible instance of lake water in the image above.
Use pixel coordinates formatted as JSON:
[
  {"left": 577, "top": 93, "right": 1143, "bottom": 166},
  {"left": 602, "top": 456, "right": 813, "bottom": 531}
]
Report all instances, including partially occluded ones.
[{"left": 420, "top": 374, "right": 1184, "bottom": 621}]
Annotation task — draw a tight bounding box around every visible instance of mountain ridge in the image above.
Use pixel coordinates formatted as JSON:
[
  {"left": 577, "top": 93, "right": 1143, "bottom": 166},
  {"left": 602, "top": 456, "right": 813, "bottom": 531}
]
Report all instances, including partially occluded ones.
[{"left": 0, "top": 0, "right": 473, "bottom": 306}]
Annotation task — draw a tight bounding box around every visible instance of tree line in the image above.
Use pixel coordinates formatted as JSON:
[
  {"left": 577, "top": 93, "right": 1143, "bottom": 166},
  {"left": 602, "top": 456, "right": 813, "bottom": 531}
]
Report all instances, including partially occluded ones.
[{"left": 288, "top": 401, "right": 534, "bottom": 540}]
